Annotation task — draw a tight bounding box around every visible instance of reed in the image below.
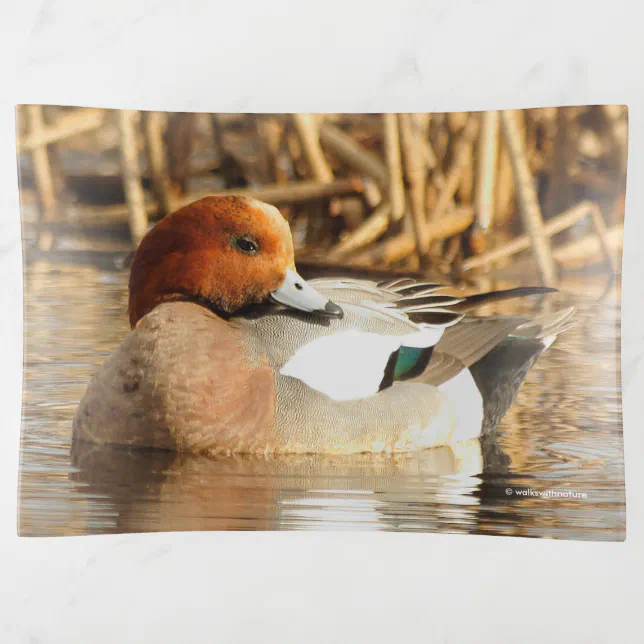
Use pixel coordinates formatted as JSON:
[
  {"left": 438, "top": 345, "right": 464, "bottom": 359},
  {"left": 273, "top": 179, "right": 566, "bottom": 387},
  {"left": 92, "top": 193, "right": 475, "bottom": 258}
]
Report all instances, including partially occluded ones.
[{"left": 16, "top": 106, "right": 627, "bottom": 276}]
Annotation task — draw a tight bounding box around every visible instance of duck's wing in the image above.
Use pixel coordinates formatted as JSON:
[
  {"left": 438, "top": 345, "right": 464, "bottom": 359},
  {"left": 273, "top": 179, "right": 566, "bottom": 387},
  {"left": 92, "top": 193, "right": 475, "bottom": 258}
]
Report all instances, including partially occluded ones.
[
  {"left": 312, "top": 277, "right": 575, "bottom": 387},
  {"left": 420, "top": 305, "right": 577, "bottom": 387},
  {"left": 258, "top": 277, "right": 564, "bottom": 402},
  {"left": 310, "top": 277, "right": 558, "bottom": 326},
  {"left": 413, "top": 316, "right": 528, "bottom": 387},
  {"left": 308, "top": 277, "right": 465, "bottom": 328}
]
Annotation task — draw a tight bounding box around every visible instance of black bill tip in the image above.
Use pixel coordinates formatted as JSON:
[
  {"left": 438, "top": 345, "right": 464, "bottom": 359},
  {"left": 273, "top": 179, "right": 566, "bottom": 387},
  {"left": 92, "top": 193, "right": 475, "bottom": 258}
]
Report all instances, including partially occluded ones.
[{"left": 315, "top": 301, "right": 344, "bottom": 319}]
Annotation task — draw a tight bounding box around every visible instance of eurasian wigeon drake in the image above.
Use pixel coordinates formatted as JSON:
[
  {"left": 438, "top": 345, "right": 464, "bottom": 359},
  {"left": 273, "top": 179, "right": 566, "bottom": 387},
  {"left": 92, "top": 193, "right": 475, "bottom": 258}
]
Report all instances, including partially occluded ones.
[{"left": 73, "top": 196, "right": 575, "bottom": 455}]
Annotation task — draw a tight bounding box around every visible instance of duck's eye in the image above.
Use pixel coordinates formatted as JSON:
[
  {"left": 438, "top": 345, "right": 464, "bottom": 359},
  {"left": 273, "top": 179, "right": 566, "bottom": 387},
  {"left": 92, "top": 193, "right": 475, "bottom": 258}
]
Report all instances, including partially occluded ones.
[{"left": 233, "top": 237, "right": 260, "bottom": 254}]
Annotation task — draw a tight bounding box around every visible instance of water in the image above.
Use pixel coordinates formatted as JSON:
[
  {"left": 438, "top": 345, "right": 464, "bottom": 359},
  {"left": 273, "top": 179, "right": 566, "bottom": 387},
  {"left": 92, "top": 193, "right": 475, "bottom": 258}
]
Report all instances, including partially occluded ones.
[{"left": 18, "top": 259, "right": 625, "bottom": 540}]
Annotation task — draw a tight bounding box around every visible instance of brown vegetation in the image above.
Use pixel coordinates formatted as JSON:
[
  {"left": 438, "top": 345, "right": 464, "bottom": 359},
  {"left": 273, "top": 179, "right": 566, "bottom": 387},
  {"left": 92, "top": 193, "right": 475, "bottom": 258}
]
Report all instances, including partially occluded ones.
[{"left": 16, "top": 106, "right": 627, "bottom": 283}]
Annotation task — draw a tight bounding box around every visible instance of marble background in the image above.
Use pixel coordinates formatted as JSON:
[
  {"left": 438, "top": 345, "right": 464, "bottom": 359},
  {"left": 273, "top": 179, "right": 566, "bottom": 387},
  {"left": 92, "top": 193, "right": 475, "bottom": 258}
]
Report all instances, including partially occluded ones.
[{"left": 1, "top": 1, "right": 642, "bottom": 642}]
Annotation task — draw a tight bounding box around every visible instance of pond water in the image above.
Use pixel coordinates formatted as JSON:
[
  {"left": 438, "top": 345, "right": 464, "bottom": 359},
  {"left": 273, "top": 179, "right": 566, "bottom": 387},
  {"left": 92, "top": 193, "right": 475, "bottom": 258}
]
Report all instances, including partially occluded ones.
[{"left": 18, "top": 258, "right": 625, "bottom": 540}]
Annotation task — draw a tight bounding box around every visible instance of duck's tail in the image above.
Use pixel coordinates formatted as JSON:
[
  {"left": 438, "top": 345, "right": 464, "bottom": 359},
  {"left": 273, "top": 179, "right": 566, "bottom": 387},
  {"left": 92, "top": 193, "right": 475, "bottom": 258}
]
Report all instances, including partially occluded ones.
[
  {"left": 450, "top": 286, "right": 559, "bottom": 313},
  {"left": 469, "top": 307, "right": 576, "bottom": 437}
]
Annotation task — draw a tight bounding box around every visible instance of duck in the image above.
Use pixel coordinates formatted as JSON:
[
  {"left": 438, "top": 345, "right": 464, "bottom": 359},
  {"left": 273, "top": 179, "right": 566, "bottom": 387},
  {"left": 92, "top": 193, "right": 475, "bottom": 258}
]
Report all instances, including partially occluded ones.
[{"left": 72, "top": 195, "right": 575, "bottom": 455}]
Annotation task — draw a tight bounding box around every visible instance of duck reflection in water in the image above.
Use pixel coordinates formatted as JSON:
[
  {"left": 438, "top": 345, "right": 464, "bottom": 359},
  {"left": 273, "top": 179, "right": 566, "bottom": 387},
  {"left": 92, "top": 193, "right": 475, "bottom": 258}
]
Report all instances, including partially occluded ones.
[{"left": 69, "top": 436, "right": 492, "bottom": 533}]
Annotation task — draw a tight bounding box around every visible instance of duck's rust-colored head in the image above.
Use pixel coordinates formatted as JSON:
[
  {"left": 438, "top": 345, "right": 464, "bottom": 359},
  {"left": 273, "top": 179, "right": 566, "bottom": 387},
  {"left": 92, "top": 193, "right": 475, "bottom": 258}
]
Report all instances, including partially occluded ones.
[{"left": 128, "top": 196, "right": 342, "bottom": 328}]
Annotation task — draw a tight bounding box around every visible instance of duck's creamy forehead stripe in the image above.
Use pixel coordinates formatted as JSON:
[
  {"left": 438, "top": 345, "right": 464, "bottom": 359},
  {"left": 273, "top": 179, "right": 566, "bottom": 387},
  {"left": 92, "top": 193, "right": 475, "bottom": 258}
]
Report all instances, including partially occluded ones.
[
  {"left": 246, "top": 197, "right": 293, "bottom": 253},
  {"left": 247, "top": 197, "right": 285, "bottom": 227}
]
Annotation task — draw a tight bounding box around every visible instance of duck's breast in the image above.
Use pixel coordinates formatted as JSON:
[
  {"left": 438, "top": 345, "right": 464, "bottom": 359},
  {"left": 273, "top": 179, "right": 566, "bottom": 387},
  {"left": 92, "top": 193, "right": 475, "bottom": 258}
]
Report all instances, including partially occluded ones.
[{"left": 74, "top": 302, "right": 277, "bottom": 454}]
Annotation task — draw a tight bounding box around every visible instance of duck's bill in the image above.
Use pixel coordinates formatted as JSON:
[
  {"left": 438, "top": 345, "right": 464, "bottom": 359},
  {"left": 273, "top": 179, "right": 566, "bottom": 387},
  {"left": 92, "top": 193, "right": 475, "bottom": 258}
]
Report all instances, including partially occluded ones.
[{"left": 271, "top": 269, "right": 343, "bottom": 318}]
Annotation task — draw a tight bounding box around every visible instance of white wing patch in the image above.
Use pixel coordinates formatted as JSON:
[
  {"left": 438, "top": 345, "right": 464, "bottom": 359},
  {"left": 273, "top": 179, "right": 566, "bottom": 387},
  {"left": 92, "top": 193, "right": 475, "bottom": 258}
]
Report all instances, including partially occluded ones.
[{"left": 280, "top": 327, "right": 444, "bottom": 401}]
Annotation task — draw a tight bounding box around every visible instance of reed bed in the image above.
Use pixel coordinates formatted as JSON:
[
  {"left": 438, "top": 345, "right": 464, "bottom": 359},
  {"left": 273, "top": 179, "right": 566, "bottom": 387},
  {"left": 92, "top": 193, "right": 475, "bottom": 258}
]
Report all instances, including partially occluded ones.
[{"left": 16, "top": 106, "right": 627, "bottom": 283}]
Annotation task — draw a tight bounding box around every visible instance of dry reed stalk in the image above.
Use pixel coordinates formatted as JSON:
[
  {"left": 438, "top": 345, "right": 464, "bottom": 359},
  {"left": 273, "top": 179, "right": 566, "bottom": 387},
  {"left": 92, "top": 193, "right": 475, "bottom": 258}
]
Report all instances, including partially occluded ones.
[
  {"left": 415, "top": 113, "right": 433, "bottom": 169},
  {"left": 459, "top": 151, "right": 474, "bottom": 204},
  {"left": 304, "top": 199, "right": 332, "bottom": 248},
  {"left": 441, "top": 235, "right": 462, "bottom": 269},
  {"left": 425, "top": 182, "right": 438, "bottom": 215},
  {"left": 286, "top": 128, "right": 309, "bottom": 178},
  {"left": 447, "top": 111, "right": 469, "bottom": 132},
  {"left": 18, "top": 107, "right": 105, "bottom": 151},
  {"left": 335, "top": 196, "right": 366, "bottom": 229},
  {"left": 262, "top": 118, "right": 288, "bottom": 183},
  {"left": 351, "top": 207, "right": 474, "bottom": 266},
  {"left": 71, "top": 177, "right": 365, "bottom": 224},
  {"left": 522, "top": 109, "right": 541, "bottom": 173},
  {"left": 428, "top": 115, "right": 479, "bottom": 222},
  {"left": 587, "top": 202, "right": 619, "bottom": 273},
  {"left": 292, "top": 114, "right": 333, "bottom": 183},
  {"left": 602, "top": 105, "right": 628, "bottom": 166},
  {"left": 362, "top": 178, "right": 383, "bottom": 208},
  {"left": 210, "top": 114, "right": 225, "bottom": 163},
  {"left": 457, "top": 114, "right": 475, "bottom": 203},
  {"left": 422, "top": 139, "right": 439, "bottom": 170},
  {"left": 601, "top": 105, "right": 628, "bottom": 181},
  {"left": 45, "top": 136, "right": 66, "bottom": 197},
  {"left": 500, "top": 109, "right": 557, "bottom": 286},
  {"left": 350, "top": 233, "right": 412, "bottom": 266},
  {"left": 431, "top": 114, "right": 450, "bottom": 169},
  {"left": 117, "top": 109, "right": 148, "bottom": 245},
  {"left": 543, "top": 107, "right": 577, "bottom": 218},
  {"left": 319, "top": 122, "right": 388, "bottom": 188},
  {"left": 382, "top": 113, "right": 405, "bottom": 221},
  {"left": 416, "top": 113, "right": 431, "bottom": 136},
  {"left": 552, "top": 224, "right": 622, "bottom": 268},
  {"left": 252, "top": 116, "right": 276, "bottom": 184},
  {"left": 609, "top": 192, "right": 626, "bottom": 225},
  {"left": 425, "top": 161, "right": 452, "bottom": 214},
  {"left": 143, "top": 111, "right": 173, "bottom": 217},
  {"left": 428, "top": 238, "right": 444, "bottom": 262},
  {"left": 165, "top": 113, "right": 196, "bottom": 195},
  {"left": 24, "top": 105, "right": 57, "bottom": 250},
  {"left": 461, "top": 201, "right": 596, "bottom": 271},
  {"left": 494, "top": 131, "right": 515, "bottom": 225},
  {"left": 399, "top": 113, "right": 429, "bottom": 260},
  {"left": 475, "top": 111, "right": 499, "bottom": 230},
  {"left": 179, "top": 178, "right": 364, "bottom": 209},
  {"left": 328, "top": 202, "right": 392, "bottom": 259},
  {"left": 431, "top": 207, "right": 474, "bottom": 238}
]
